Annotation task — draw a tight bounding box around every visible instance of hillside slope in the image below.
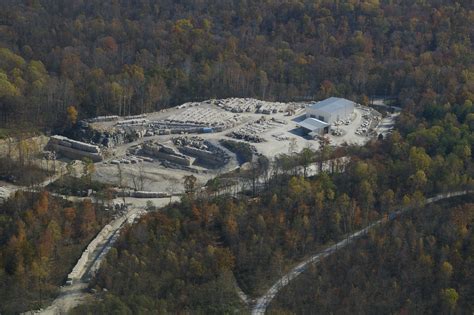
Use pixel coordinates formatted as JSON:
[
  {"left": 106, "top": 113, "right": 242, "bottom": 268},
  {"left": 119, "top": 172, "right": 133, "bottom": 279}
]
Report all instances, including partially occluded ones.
[{"left": 269, "top": 199, "right": 474, "bottom": 314}]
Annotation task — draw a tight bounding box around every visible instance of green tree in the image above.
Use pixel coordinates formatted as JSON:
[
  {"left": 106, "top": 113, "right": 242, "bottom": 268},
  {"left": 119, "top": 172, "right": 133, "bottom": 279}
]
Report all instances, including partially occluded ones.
[
  {"left": 440, "top": 288, "right": 459, "bottom": 313},
  {"left": 67, "top": 105, "right": 78, "bottom": 125},
  {"left": 0, "top": 72, "right": 20, "bottom": 97}
]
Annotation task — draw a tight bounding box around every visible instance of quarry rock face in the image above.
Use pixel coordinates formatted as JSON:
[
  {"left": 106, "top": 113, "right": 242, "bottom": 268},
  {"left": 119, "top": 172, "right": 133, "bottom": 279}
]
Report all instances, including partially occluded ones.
[{"left": 68, "top": 122, "right": 126, "bottom": 148}]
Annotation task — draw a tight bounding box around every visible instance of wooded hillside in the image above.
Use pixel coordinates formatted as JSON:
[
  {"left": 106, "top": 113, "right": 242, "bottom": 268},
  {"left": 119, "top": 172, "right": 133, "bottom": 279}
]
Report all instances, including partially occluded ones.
[
  {"left": 270, "top": 200, "right": 474, "bottom": 314},
  {"left": 0, "top": 0, "right": 472, "bottom": 313},
  {"left": 0, "top": 0, "right": 472, "bottom": 129},
  {"left": 0, "top": 192, "right": 109, "bottom": 313}
]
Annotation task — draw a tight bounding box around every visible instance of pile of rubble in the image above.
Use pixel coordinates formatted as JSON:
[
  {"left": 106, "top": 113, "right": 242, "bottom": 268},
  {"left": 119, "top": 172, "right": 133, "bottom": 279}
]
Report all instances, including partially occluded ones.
[
  {"left": 173, "top": 136, "right": 230, "bottom": 169},
  {"left": 132, "top": 107, "right": 241, "bottom": 137},
  {"left": 146, "top": 121, "right": 201, "bottom": 135},
  {"left": 257, "top": 102, "right": 286, "bottom": 114},
  {"left": 164, "top": 107, "right": 241, "bottom": 129},
  {"left": 215, "top": 98, "right": 260, "bottom": 113},
  {"left": 172, "top": 136, "right": 208, "bottom": 149},
  {"left": 214, "top": 98, "right": 303, "bottom": 115},
  {"left": 140, "top": 141, "right": 192, "bottom": 166},
  {"left": 356, "top": 107, "right": 382, "bottom": 136},
  {"left": 116, "top": 118, "right": 149, "bottom": 126},
  {"left": 108, "top": 155, "right": 154, "bottom": 165},
  {"left": 227, "top": 117, "right": 285, "bottom": 143},
  {"left": 331, "top": 129, "right": 345, "bottom": 136}
]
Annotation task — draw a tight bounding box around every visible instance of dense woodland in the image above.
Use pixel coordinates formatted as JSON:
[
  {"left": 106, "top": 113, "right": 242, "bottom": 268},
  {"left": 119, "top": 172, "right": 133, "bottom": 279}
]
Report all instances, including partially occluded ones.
[
  {"left": 0, "top": 192, "right": 109, "bottom": 313},
  {"left": 0, "top": 0, "right": 473, "bottom": 313},
  {"left": 270, "top": 200, "right": 474, "bottom": 314},
  {"left": 0, "top": 0, "right": 472, "bottom": 129}
]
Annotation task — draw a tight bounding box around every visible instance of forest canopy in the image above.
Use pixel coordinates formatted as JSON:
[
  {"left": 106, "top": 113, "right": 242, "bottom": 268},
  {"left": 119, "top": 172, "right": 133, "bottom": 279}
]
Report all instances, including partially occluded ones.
[
  {"left": 0, "top": 0, "right": 473, "bottom": 313},
  {"left": 0, "top": 192, "right": 110, "bottom": 313},
  {"left": 270, "top": 200, "right": 474, "bottom": 314},
  {"left": 0, "top": 0, "right": 472, "bottom": 129}
]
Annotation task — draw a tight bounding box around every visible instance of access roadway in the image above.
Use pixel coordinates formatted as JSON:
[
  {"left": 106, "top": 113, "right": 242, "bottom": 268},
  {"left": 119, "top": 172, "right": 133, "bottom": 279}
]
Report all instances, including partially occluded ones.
[
  {"left": 25, "top": 196, "right": 179, "bottom": 315},
  {"left": 251, "top": 190, "right": 472, "bottom": 315}
]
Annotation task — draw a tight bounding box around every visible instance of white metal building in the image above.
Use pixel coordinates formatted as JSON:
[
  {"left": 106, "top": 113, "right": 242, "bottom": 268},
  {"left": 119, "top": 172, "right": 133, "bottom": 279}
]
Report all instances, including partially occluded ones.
[
  {"left": 306, "top": 97, "right": 355, "bottom": 124},
  {"left": 296, "top": 117, "right": 330, "bottom": 136}
]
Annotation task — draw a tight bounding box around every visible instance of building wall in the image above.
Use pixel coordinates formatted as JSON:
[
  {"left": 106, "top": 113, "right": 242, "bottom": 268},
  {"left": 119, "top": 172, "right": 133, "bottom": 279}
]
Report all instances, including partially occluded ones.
[
  {"left": 306, "top": 108, "right": 331, "bottom": 122},
  {"left": 306, "top": 103, "right": 354, "bottom": 124},
  {"left": 301, "top": 125, "right": 331, "bottom": 137}
]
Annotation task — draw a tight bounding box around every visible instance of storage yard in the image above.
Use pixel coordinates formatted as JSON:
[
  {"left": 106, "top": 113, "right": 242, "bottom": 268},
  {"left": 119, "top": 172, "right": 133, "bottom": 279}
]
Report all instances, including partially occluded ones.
[
  {"left": 38, "top": 97, "right": 393, "bottom": 194},
  {"left": 47, "top": 135, "right": 103, "bottom": 162}
]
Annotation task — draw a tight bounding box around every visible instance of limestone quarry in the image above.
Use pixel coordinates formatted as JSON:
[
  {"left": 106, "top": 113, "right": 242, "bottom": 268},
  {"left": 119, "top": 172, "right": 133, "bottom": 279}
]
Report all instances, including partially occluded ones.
[{"left": 33, "top": 97, "right": 394, "bottom": 194}]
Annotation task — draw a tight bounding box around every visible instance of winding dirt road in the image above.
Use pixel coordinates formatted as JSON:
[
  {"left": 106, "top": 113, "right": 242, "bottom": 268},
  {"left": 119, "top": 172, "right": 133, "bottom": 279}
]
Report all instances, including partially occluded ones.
[
  {"left": 251, "top": 190, "right": 472, "bottom": 315},
  {"left": 26, "top": 197, "right": 177, "bottom": 315}
]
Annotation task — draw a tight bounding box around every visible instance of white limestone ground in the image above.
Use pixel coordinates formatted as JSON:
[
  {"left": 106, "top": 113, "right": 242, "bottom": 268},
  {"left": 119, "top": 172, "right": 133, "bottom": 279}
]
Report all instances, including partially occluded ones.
[{"left": 89, "top": 99, "right": 381, "bottom": 194}]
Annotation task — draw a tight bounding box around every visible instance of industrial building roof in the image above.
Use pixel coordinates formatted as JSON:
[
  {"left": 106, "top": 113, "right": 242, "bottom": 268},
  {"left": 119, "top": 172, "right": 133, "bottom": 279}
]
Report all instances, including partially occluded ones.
[
  {"left": 297, "top": 117, "right": 329, "bottom": 131},
  {"left": 308, "top": 97, "right": 355, "bottom": 113}
]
